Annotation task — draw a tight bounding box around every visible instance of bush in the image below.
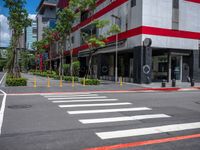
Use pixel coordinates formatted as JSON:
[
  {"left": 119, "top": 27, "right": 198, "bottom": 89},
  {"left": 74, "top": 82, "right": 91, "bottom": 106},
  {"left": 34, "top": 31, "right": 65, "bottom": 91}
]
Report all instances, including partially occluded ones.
[
  {"left": 63, "top": 64, "right": 70, "bottom": 76},
  {"left": 72, "top": 61, "right": 80, "bottom": 76},
  {"left": 80, "top": 78, "right": 100, "bottom": 85},
  {"left": 63, "top": 76, "right": 79, "bottom": 82},
  {"left": 6, "top": 76, "right": 27, "bottom": 86}
]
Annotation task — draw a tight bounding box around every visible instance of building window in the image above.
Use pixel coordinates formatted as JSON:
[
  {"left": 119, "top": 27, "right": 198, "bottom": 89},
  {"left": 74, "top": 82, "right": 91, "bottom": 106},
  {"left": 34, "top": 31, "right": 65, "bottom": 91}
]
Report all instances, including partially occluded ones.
[
  {"left": 131, "top": 0, "right": 136, "bottom": 7},
  {"left": 172, "top": 0, "right": 179, "bottom": 30},
  {"left": 173, "top": 0, "right": 179, "bottom": 9}
]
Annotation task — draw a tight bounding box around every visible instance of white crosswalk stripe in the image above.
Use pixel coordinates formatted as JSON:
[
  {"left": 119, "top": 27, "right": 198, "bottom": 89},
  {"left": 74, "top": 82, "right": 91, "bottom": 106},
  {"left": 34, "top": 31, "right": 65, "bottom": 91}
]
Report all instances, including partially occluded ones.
[
  {"left": 96, "top": 122, "right": 200, "bottom": 140},
  {"left": 42, "top": 93, "right": 199, "bottom": 141},
  {"left": 44, "top": 94, "right": 98, "bottom": 98},
  {"left": 48, "top": 96, "right": 107, "bottom": 100},
  {"left": 79, "top": 114, "right": 171, "bottom": 124},
  {"left": 59, "top": 102, "right": 132, "bottom": 108},
  {"left": 52, "top": 99, "right": 118, "bottom": 103},
  {"left": 67, "top": 107, "right": 152, "bottom": 114}
]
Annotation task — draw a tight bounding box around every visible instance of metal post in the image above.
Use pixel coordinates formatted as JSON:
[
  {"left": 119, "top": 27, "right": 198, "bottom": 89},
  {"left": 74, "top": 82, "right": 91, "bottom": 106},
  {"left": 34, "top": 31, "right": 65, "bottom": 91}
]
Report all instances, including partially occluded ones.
[
  {"left": 115, "top": 33, "right": 118, "bottom": 82},
  {"left": 172, "top": 79, "right": 176, "bottom": 87}
]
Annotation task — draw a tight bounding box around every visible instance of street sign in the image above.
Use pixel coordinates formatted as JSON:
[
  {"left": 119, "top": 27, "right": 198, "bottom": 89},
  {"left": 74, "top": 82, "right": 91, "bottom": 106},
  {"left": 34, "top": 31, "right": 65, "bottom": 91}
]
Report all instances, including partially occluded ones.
[{"left": 143, "top": 65, "right": 150, "bottom": 75}]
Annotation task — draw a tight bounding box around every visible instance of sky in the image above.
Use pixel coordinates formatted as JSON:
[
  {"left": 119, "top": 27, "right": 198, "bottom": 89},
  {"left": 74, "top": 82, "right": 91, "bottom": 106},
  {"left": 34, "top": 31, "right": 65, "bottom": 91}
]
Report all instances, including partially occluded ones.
[{"left": 0, "top": 0, "right": 41, "bottom": 47}]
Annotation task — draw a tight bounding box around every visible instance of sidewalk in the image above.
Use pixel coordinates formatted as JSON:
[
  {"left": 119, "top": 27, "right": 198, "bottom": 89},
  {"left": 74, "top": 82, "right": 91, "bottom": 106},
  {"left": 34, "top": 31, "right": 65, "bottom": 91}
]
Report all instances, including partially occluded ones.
[{"left": 0, "top": 73, "right": 199, "bottom": 94}]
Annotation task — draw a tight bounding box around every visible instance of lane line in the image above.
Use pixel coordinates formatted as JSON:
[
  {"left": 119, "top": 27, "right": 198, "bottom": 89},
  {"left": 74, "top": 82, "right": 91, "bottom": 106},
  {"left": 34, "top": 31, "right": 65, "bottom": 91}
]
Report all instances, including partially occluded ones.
[
  {"left": 0, "top": 73, "right": 6, "bottom": 85},
  {"left": 44, "top": 94, "right": 98, "bottom": 98},
  {"left": 48, "top": 96, "right": 107, "bottom": 100},
  {"left": 52, "top": 99, "right": 118, "bottom": 103},
  {"left": 84, "top": 133, "right": 200, "bottom": 150},
  {"left": 79, "top": 114, "right": 170, "bottom": 124},
  {"left": 59, "top": 102, "right": 132, "bottom": 108},
  {"left": 0, "top": 89, "right": 7, "bottom": 135},
  {"left": 96, "top": 122, "right": 200, "bottom": 140},
  {"left": 67, "top": 107, "right": 152, "bottom": 114}
]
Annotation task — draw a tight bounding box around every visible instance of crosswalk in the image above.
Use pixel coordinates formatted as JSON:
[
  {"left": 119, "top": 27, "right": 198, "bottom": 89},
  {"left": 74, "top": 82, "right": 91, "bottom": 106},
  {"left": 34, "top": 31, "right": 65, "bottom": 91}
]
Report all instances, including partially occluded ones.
[{"left": 41, "top": 92, "right": 200, "bottom": 141}]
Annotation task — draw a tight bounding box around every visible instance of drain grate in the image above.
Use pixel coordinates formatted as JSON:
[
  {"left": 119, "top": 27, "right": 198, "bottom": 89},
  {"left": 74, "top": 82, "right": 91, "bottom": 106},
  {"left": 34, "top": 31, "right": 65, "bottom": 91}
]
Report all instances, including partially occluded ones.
[{"left": 7, "top": 105, "right": 32, "bottom": 109}]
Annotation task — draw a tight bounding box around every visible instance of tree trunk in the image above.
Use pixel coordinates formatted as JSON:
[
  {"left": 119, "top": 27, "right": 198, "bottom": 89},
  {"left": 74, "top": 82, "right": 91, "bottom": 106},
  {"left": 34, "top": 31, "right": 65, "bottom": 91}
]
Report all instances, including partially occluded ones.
[
  {"left": 87, "top": 51, "right": 93, "bottom": 79},
  {"left": 49, "top": 44, "right": 52, "bottom": 71},
  {"left": 70, "top": 49, "right": 73, "bottom": 76}
]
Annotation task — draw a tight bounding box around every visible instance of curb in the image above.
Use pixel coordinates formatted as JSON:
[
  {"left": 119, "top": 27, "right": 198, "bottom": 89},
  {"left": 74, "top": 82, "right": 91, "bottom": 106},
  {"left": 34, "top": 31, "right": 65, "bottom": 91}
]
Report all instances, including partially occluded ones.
[{"left": 4, "top": 87, "right": 200, "bottom": 96}]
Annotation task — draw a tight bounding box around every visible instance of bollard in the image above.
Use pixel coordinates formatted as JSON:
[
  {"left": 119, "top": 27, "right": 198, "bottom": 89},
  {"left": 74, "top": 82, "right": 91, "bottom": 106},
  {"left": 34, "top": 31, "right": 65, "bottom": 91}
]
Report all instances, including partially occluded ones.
[
  {"left": 191, "top": 79, "right": 195, "bottom": 87},
  {"left": 172, "top": 79, "right": 176, "bottom": 87},
  {"left": 120, "top": 77, "right": 123, "bottom": 86},
  {"left": 59, "top": 76, "right": 63, "bottom": 88},
  {"left": 72, "top": 76, "right": 75, "bottom": 87},
  {"left": 83, "top": 77, "right": 86, "bottom": 86},
  {"left": 161, "top": 80, "right": 166, "bottom": 87},
  {"left": 33, "top": 76, "right": 37, "bottom": 88},
  {"left": 47, "top": 76, "right": 50, "bottom": 88}
]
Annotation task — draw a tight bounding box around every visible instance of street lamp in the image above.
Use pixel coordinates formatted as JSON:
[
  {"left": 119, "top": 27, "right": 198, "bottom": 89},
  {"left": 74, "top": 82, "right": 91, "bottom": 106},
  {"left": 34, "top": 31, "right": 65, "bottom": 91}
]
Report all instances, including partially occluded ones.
[{"left": 111, "top": 14, "right": 121, "bottom": 82}]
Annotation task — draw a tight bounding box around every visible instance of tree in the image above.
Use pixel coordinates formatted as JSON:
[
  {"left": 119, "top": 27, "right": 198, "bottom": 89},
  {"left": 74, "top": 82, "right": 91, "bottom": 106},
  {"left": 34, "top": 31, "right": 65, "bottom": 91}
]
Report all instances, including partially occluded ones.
[
  {"left": 82, "top": 19, "right": 110, "bottom": 78},
  {"left": 56, "top": 0, "right": 97, "bottom": 76},
  {"left": 3, "top": 0, "right": 31, "bottom": 78}
]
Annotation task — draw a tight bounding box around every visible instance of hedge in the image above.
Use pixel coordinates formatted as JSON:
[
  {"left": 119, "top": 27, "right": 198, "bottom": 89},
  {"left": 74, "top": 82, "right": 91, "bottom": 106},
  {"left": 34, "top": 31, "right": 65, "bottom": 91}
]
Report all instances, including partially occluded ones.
[
  {"left": 6, "top": 76, "right": 27, "bottom": 86},
  {"left": 63, "top": 76, "right": 79, "bottom": 82},
  {"left": 80, "top": 78, "right": 100, "bottom": 85}
]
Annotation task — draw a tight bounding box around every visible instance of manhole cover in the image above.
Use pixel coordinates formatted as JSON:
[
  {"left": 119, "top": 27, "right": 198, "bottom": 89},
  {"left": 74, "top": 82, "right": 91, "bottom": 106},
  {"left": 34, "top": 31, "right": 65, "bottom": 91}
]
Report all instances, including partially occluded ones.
[{"left": 7, "top": 105, "right": 32, "bottom": 109}]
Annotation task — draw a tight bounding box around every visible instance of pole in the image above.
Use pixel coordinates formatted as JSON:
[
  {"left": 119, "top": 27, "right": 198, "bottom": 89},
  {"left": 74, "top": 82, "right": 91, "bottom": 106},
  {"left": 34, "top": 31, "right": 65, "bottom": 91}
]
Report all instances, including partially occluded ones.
[{"left": 115, "top": 33, "right": 118, "bottom": 82}]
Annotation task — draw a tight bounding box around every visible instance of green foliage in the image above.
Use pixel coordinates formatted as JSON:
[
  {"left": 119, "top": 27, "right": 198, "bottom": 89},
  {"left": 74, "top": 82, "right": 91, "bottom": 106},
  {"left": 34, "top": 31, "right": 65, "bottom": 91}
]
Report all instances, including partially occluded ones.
[
  {"left": 20, "top": 51, "right": 35, "bottom": 72},
  {"left": 63, "top": 64, "right": 70, "bottom": 75},
  {"left": 72, "top": 61, "right": 80, "bottom": 76},
  {"left": 0, "top": 59, "right": 7, "bottom": 71},
  {"left": 107, "top": 24, "right": 121, "bottom": 35},
  {"left": 63, "top": 76, "right": 79, "bottom": 82},
  {"left": 3, "top": 0, "right": 31, "bottom": 78},
  {"left": 6, "top": 75, "right": 27, "bottom": 86},
  {"left": 80, "top": 78, "right": 100, "bottom": 85}
]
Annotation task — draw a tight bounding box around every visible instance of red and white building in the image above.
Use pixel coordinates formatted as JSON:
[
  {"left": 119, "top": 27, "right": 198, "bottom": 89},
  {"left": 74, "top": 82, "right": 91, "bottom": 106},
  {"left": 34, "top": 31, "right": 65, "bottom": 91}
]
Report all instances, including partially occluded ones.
[{"left": 58, "top": 0, "right": 200, "bottom": 83}]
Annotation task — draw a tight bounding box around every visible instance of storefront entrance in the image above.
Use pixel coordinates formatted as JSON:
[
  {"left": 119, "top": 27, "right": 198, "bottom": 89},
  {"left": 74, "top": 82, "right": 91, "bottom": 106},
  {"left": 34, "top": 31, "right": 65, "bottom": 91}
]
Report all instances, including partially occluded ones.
[{"left": 170, "top": 55, "right": 182, "bottom": 81}]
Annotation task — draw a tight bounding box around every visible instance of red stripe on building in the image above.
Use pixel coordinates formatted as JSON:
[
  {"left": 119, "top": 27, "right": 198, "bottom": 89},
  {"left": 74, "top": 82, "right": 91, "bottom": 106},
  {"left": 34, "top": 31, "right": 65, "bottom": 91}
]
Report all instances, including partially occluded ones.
[
  {"left": 142, "top": 26, "right": 200, "bottom": 40},
  {"left": 185, "top": 0, "right": 200, "bottom": 4},
  {"left": 72, "top": 0, "right": 128, "bottom": 32},
  {"left": 66, "top": 26, "right": 200, "bottom": 56},
  {"left": 84, "top": 133, "right": 200, "bottom": 150}
]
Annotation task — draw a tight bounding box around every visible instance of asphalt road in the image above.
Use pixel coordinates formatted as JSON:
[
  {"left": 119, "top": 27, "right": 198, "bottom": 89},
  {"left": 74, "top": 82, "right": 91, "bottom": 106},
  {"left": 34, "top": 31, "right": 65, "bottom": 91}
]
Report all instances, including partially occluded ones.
[{"left": 0, "top": 90, "right": 200, "bottom": 150}]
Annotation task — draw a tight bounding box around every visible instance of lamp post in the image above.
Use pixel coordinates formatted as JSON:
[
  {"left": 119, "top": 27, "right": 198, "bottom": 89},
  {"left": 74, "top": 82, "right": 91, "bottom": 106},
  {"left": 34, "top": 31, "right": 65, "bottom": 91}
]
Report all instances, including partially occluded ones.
[{"left": 111, "top": 14, "right": 121, "bottom": 82}]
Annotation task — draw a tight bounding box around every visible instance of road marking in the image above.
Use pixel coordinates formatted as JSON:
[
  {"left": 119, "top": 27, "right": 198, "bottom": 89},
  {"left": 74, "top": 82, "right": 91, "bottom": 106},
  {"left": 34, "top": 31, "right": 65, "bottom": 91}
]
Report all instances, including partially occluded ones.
[
  {"left": 68, "top": 107, "right": 151, "bottom": 114},
  {"left": 48, "top": 96, "right": 107, "bottom": 100},
  {"left": 44, "top": 94, "right": 98, "bottom": 98},
  {"left": 41, "top": 92, "right": 92, "bottom": 96},
  {"left": 0, "top": 73, "right": 6, "bottom": 85},
  {"left": 59, "top": 102, "right": 132, "bottom": 108},
  {"left": 79, "top": 114, "right": 170, "bottom": 124},
  {"left": 96, "top": 122, "right": 200, "bottom": 140},
  {"left": 84, "top": 133, "right": 200, "bottom": 150},
  {"left": 0, "top": 89, "right": 7, "bottom": 135},
  {"left": 52, "top": 99, "right": 118, "bottom": 103}
]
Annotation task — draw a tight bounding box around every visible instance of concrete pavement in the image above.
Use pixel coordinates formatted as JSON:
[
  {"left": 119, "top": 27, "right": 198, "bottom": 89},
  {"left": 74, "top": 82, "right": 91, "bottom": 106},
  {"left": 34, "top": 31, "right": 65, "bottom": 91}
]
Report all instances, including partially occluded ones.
[{"left": 0, "top": 91, "right": 200, "bottom": 150}]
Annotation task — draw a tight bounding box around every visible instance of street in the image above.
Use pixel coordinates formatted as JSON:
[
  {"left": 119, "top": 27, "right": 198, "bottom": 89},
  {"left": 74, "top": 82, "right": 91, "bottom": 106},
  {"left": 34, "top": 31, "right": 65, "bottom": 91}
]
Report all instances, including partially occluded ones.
[{"left": 0, "top": 74, "right": 200, "bottom": 150}]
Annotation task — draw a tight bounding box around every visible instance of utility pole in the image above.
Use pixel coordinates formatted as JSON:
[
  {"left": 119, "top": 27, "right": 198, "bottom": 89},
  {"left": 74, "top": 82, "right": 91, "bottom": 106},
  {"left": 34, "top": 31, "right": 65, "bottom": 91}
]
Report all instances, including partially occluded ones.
[{"left": 111, "top": 14, "right": 121, "bottom": 82}]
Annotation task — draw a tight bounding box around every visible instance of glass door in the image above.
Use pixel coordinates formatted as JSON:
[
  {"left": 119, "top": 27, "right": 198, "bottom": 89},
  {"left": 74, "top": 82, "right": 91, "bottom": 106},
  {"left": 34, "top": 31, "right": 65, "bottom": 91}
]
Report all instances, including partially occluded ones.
[{"left": 171, "top": 55, "right": 182, "bottom": 81}]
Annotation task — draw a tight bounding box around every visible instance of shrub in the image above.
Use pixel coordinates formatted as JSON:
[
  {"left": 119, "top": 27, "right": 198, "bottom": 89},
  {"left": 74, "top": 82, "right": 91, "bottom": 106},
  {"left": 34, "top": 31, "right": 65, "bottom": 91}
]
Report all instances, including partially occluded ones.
[
  {"left": 72, "top": 61, "right": 80, "bottom": 76},
  {"left": 63, "top": 76, "right": 79, "bottom": 82},
  {"left": 6, "top": 76, "right": 27, "bottom": 86},
  {"left": 80, "top": 78, "right": 100, "bottom": 85},
  {"left": 63, "top": 64, "right": 70, "bottom": 76}
]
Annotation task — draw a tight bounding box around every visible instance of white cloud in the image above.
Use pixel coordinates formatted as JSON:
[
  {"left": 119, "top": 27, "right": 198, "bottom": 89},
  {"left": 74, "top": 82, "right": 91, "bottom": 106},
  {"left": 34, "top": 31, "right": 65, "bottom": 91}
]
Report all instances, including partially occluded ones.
[
  {"left": 28, "top": 14, "right": 36, "bottom": 20},
  {"left": 0, "top": 14, "right": 11, "bottom": 47}
]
